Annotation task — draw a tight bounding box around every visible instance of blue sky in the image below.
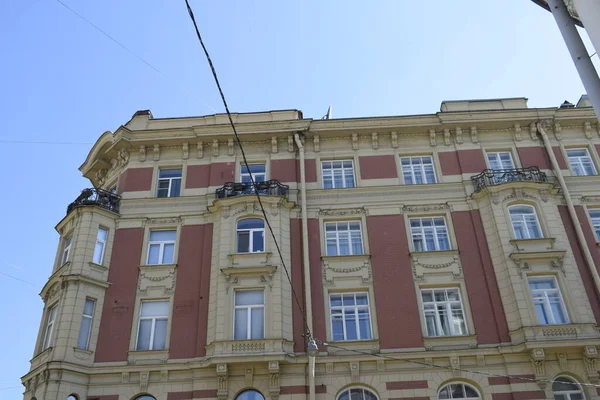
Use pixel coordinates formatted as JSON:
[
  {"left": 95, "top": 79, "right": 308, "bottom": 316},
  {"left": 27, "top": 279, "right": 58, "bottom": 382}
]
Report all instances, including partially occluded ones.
[{"left": 0, "top": 0, "right": 597, "bottom": 397}]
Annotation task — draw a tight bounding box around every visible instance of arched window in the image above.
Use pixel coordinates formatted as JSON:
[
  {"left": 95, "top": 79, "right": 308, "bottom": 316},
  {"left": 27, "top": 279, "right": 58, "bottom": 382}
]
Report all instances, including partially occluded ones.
[
  {"left": 237, "top": 218, "right": 265, "bottom": 253},
  {"left": 134, "top": 396, "right": 156, "bottom": 400},
  {"left": 66, "top": 396, "right": 78, "bottom": 400},
  {"left": 438, "top": 383, "right": 481, "bottom": 399},
  {"left": 553, "top": 377, "right": 585, "bottom": 400},
  {"left": 337, "top": 388, "right": 378, "bottom": 400},
  {"left": 509, "top": 205, "right": 542, "bottom": 239},
  {"left": 236, "top": 390, "right": 265, "bottom": 400}
]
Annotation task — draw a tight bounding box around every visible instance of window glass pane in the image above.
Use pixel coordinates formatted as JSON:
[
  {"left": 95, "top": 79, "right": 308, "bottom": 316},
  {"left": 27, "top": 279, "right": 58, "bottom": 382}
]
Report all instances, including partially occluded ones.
[
  {"left": 159, "top": 169, "right": 182, "bottom": 178},
  {"left": 344, "top": 309, "right": 357, "bottom": 340},
  {"left": 161, "top": 243, "right": 174, "bottom": 264},
  {"left": 356, "top": 294, "right": 368, "bottom": 305},
  {"left": 234, "top": 309, "right": 248, "bottom": 339},
  {"left": 97, "top": 228, "right": 108, "bottom": 241},
  {"left": 238, "top": 231, "right": 250, "bottom": 253},
  {"left": 83, "top": 299, "right": 95, "bottom": 315},
  {"left": 332, "top": 314, "right": 344, "bottom": 341},
  {"left": 464, "top": 386, "right": 479, "bottom": 397},
  {"left": 251, "top": 308, "right": 264, "bottom": 339},
  {"left": 137, "top": 319, "right": 152, "bottom": 350},
  {"left": 141, "top": 301, "right": 169, "bottom": 317},
  {"left": 77, "top": 317, "right": 92, "bottom": 349},
  {"left": 237, "top": 218, "right": 264, "bottom": 230},
  {"left": 358, "top": 309, "right": 372, "bottom": 339},
  {"left": 252, "top": 230, "right": 264, "bottom": 252},
  {"left": 93, "top": 241, "right": 105, "bottom": 264},
  {"left": 147, "top": 244, "right": 160, "bottom": 265},
  {"left": 330, "top": 295, "right": 342, "bottom": 307},
  {"left": 170, "top": 178, "right": 181, "bottom": 197},
  {"left": 153, "top": 319, "right": 167, "bottom": 349},
  {"left": 236, "top": 291, "right": 264, "bottom": 306},
  {"left": 150, "top": 230, "right": 176, "bottom": 241}
]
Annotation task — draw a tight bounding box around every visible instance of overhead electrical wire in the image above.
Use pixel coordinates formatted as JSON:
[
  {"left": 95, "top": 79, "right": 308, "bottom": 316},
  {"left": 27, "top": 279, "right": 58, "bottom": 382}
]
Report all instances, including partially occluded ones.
[{"left": 183, "top": 0, "right": 311, "bottom": 339}]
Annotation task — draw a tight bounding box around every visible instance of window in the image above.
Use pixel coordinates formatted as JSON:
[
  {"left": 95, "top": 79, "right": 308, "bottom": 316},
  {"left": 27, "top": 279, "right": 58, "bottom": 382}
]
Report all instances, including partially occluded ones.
[
  {"left": 240, "top": 164, "right": 266, "bottom": 184},
  {"left": 147, "top": 230, "right": 176, "bottom": 265},
  {"left": 237, "top": 219, "right": 265, "bottom": 253},
  {"left": 322, "top": 160, "right": 355, "bottom": 189},
  {"left": 236, "top": 390, "right": 265, "bottom": 400},
  {"left": 67, "top": 395, "right": 79, "bottom": 400},
  {"left": 487, "top": 151, "right": 515, "bottom": 170},
  {"left": 92, "top": 227, "right": 108, "bottom": 264},
  {"left": 134, "top": 396, "right": 157, "bottom": 400},
  {"left": 589, "top": 209, "right": 600, "bottom": 241},
  {"left": 567, "top": 148, "right": 597, "bottom": 176},
  {"left": 77, "top": 298, "right": 96, "bottom": 350},
  {"left": 60, "top": 236, "right": 72, "bottom": 265},
  {"left": 337, "top": 388, "right": 378, "bottom": 400},
  {"left": 41, "top": 304, "right": 58, "bottom": 350},
  {"left": 552, "top": 377, "right": 585, "bottom": 400},
  {"left": 509, "top": 205, "right": 542, "bottom": 239},
  {"left": 410, "top": 217, "right": 450, "bottom": 252},
  {"left": 234, "top": 290, "right": 264, "bottom": 340},
  {"left": 421, "top": 288, "right": 467, "bottom": 337},
  {"left": 529, "top": 276, "right": 569, "bottom": 325},
  {"left": 438, "top": 383, "right": 481, "bottom": 399},
  {"left": 401, "top": 156, "right": 436, "bottom": 184},
  {"left": 330, "top": 293, "right": 372, "bottom": 341},
  {"left": 325, "top": 221, "right": 363, "bottom": 256},
  {"left": 156, "top": 168, "right": 182, "bottom": 198},
  {"left": 136, "top": 301, "right": 169, "bottom": 350}
]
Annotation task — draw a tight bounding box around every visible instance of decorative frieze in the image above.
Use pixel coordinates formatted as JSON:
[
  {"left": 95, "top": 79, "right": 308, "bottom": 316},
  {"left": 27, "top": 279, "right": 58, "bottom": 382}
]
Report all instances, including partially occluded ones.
[
  {"left": 530, "top": 348, "right": 547, "bottom": 389},
  {"left": 139, "top": 145, "right": 146, "bottom": 162},
  {"left": 322, "top": 256, "right": 372, "bottom": 285},
  {"left": 352, "top": 133, "right": 359, "bottom": 151},
  {"left": 197, "top": 141, "right": 204, "bottom": 158},
  {"left": 513, "top": 124, "right": 522, "bottom": 142},
  {"left": 212, "top": 140, "right": 219, "bottom": 157},
  {"left": 228, "top": 139, "right": 234, "bottom": 156},
  {"left": 530, "top": 122, "right": 538, "bottom": 141},
  {"left": 391, "top": 131, "right": 398, "bottom": 148},
  {"left": 430, "top": 129, "right": 437, "bottom": 147},
  {"left": 455, "top": 127, "right": 463, "bottom": 144},
  {"left": 470, "top": 126, "right": 478, "bottom": 143},
  {"left": 444, "top": 128, "right": 451, "bottom": 146},
  {"left": 313, "top": 135, "right": 319, "bottom": 152},
  {"left": 584, "top": 346, "right": 599, "bottom": 383},
  {"left": 371, "top": 132, "right": 378, "bottom": 149},
  {"left": 318, "top": 207, "right": 366, "bottom": 216},
  {"left": 411, "top": 251, "right": 462, "bottom": 280},
  {"left": 584, "top": 121, "right": 593, "bottom": 139},
  {"left": 182, "top": 142, "right": 189, "bottom": 160}
]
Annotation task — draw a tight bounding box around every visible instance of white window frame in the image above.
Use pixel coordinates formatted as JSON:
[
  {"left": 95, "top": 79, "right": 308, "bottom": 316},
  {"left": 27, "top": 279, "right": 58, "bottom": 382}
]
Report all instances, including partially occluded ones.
[
  {"left": 92, "top": 227, "right": 108, "bottom": 265},
  {"left": 146, "top": 230, "right": 176, "bottom": 265},
  {"left": 321, "top": 160, "right": 356, "bottom": 189},
  {"left": 588, "top": 209, "right": 600, "bottom": 241},
  {"left": 77, "top": 298, "right": 96, "bottom": 350},
  {"left": 135, "top": 300, "right": 169, "bottom": 351},
  {"left": 528, "top": 276, "right": 569, "bottom": 325},
  {"left": 508, "top": 205, "right": 543, "bottom": 239},
  {"left": 421, "top": 288, "right": 468, "bottom": 337},
  {"left": 156, "top": 168, "right": 182, "bottom": 198},
  {"left": 240, "top": 163, "right": 267, "bottom": 183},
  {"left": 566, "top": 148, "right": 597, "bottom": 176},
  {"left": 60, "top": 235, "right": 72, "bottom": 266},
  {"left": 41, "top": 304, "right": 58, "bottom": 351},
  {"left": 400, "top": 155, "right": 437, "bottom": 184},
  {"left": 329, "top": 292, "right": 373, "bottom": 341},
  {"left": 438, "top": 383, "right": 481, "bottom": 399},
  {"left": 336, "top": 388, "right": 378, "bottom": 400},
  {"left": 324, "top": 221, "right": 364, "bottom": 256},
  {"left": 486, "top": 151, "right": 515, "bottom": 170},
  {"left": 552, "top": 376, "right": 586, "bottom": 400},
  {"left": 233, "top": 290, "right": 265, "bottom": 340},
  {"left": 409, "top": 216, "right": 451, "bottom": 252},
  {"left": 236, "top": 218, "right": 265, "bottom": 253}
]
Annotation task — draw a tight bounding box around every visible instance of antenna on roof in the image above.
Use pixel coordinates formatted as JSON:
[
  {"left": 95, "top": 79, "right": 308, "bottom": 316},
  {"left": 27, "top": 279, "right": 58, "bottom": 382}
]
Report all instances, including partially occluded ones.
[{"left": 322, "top": 105, "right": 332, "bottom": 120}]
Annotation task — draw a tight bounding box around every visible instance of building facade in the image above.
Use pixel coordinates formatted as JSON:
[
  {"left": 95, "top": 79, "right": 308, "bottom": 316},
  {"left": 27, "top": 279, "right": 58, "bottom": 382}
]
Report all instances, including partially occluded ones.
[{"left": 21, "top": 98, "right": 600, "bottom": 400}]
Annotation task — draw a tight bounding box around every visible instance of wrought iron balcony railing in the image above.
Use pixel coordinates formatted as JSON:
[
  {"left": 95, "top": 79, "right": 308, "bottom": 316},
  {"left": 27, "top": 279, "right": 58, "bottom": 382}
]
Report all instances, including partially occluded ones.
[
  {"left": 67, "top": 188, "right": 121, "bottom": 215},
  {"left": 471, "top": 167, "right": 547, "bottom": 193},
  {"left": 216, "top": 180, "right": 289, "bottom": 199}
]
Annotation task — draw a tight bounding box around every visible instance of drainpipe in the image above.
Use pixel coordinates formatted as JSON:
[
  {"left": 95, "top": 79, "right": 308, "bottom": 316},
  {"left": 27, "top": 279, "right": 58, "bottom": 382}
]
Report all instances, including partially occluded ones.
[
  {"left": 293, "top": 132, "right": 316, "bottom": 400},
  {"left": 536, "top": 122, "right": 600, "bottom": 296}
]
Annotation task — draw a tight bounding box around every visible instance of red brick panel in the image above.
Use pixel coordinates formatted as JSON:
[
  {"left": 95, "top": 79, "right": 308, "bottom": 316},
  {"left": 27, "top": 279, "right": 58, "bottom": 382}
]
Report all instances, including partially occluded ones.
[
  {"left": 271, "top": 159, "right": 297, "bottom": 183},
  {"left": 457, "top": 149, "right": 486, "bottom": 173},
  {"left": 208, "top": 162, "right": 235, "bottom": 187},
  {"left": 596, "top": 144, "right": 600, "bottom": 159},
  {"left": 386, "top": 380, "right": 428, "bottom": 390},
  {"left": 118, "top": 167, "right": 153, "bottom": 193},
  {"left": 359, "top": 155, "right": 398, "bottom": 179},
  {"left": 170, "top": 224, "right": 213, "bottom": 358},
  {"left": 94, "top": 228, "right": 144, "bottom": 362},
  {"left": 516, "top": 146, "right": 551, "bottom": 170},
  {"left": 439, "top": 151, "right": 462, "bottom": 175},
  {"left": 196, "top": 223, "right": 213, "bottom": 357},
  {"left": 491, "top": 394, "right": 514, "bottom": 400},
  {"left": 308, "top": 219, "right": 326, "bottom": 343},
  {"left": 290, "top": 218, "right": 307, "bottom": 352},
  {"left": 367, "top": 215, "right": 424, "bottom": 349},
  {"left": 553, "top": 146, "right": 568, "bottom": 169},
  {"left": 513, "top": 392, "right": 546, "bottom": 400},
  {"left": 559, "top": 206, "right": 600, "bottom": 324},
  {"left": 185, "top": 164, "right": 210, "bottom": 188},
  {"left": 296, "top": 159, "right": 318, "bottom": 183},
  {"left": 451, "top": 211, "right": 510, "bottom": 344}
]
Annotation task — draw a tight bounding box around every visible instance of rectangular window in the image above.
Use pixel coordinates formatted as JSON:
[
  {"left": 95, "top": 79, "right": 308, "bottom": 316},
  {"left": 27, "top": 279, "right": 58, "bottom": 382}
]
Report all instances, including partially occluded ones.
[
  {"left": 147, "top": 230, "right": 176, "bottom": 265},
  {"left": 330, "top": 293, "right": 372, "bottom": 341},
  {"left": 528, "top": 276, "right": 569, "bottom": 325},
  {"left": 322, "top": 160, "right": 355, "bottom": 189},
  {"left": 567, "top": 148, "right": 597, "bottom": 176},
  {"left": 487, "top": 151, "right": 515, "bottom": 170},
  {"left": 410, "top": 217, "right": 451, "bottom": 252},
  {"left": 136, "top": 301, "right": 169, "bottom": 350},
  {"left": 325, "top": 221, "right": 364, "bottom": 256},
  {"left": 60, "top": 236, "right": 72, "bottom": 266},
  {"left": 589, "top": 210, "right": 600, "bottom": 241},
  {"left": 421, "top": 288, "right": 467, "bottom": 337},
  {"left": 156, "top": 168, "right": 182, "bottom": 198},
  {"left": 77, "top": 298, "right": 96, "bottom": 350},
  {"left": 92, "top": 227, "right": 108, "bottom": 265},
  {"left": 401, "top": 156, "right": 436, "bottom": 184},
  {"left": 234, "top": 290, "right": 264, "bottom": 340},
  {"left": 240, "top": 163, "right": 266, "bottom": 184},
  {"left": 41, "top": 304, "right": 58, "bottom": 350}
]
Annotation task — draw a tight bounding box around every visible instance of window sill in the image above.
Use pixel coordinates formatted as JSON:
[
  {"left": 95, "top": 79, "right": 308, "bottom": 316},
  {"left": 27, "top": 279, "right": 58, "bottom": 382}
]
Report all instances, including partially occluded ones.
[
  {"left": 510, "top": 237, "right": 556, "bottom": 251},
  {"left": 89, "top": 261, "right": 107, "bottom": 273},
  {"left": 321, "top": 254, "right": 370, "bottom": 261},
  {"left": 30, "top": 347, "right": 52, "bottom": 369},
  {"left": 423, "top": 334, "right": 477, "bottom": 351},
  {"left": 205, "top": 338, "right": 294, "bottom": 357},
  {"left": 73, "top": 347, "right": 94, "bottom": 361},
  {"left": 509, "top": 323, "right": 600, "bottom": 343},
  {"left": 410, "top": 249, "right": 458, "bottom": 257},
  {"left": 139, "top": 263, "right": 177, "bottom": 270},
  {"left": 228, "top": 252, "right": 274, "bottom": 268},
  {"left": 127, "top": 349, "right": 168, "bottom": 365},
  {"left": 326, "top": 339, "right": 380, "bottom": 355}
]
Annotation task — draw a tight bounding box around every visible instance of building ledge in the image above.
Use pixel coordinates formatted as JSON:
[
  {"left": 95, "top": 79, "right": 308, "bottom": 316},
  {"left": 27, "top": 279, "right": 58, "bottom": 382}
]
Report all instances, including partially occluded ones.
[
  {"left": 73, "top": 347, "right": 94, "bottom": 361},
  {"left": 30, "top": 347, "right": 52, "bottom": 370},
  {"left": 205, "top": 338, "right": 293, "bottom": 358},
  {"left": 326, "top": 339, "right": 380, "bottom": 355},
  {"left": 127, "top": 349, "right": 169, "bottom": 365},
  {"left": 509, "top": 323, "right": 600, "bottom": 344},
  {"left": 423, "top": 334, "right": 478, "bottom": 351},
  {"left": 510, "top": 237, "right": 556, "bottom": 252},
  {"left": 228, "top": 252, "right": 274, "bottom": 268}
]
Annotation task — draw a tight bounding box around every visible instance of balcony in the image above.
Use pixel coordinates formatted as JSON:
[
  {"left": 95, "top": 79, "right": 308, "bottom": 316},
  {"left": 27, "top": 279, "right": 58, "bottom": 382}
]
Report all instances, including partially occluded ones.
[
  {"left": 471, "top": 167, "right": 547, "bottom": 193},
  {"left": 66, "top": 188, "right": 121, "bottom": 215},
  {"left": 216, "top": 180, "right": 289, "bottom": 199}
]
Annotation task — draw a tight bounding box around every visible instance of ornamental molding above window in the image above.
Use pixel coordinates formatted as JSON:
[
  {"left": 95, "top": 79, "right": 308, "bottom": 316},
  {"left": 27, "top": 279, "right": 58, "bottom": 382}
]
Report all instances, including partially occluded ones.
[
  {"left": 318, "top": 207, "right": 366, "bottom": 217},
  {"left": 143, "top": 217, "right": 181, "bottom": 226},
  {"left": 580, "top": 195, "right": 600, "bottom": 204},
  {"left": 411, "top": 250, "right": 462, "bottom": 280},
  {"left": 402, "top": 203, "right": 451, "bottom": 213},
  {"left": 322, "top": 255, "right": 372, "bottom": 286},
  {"left": 138, "top": 264, "right": 177, "bottom": 295}
]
